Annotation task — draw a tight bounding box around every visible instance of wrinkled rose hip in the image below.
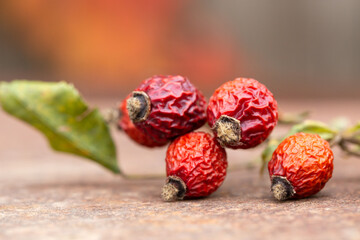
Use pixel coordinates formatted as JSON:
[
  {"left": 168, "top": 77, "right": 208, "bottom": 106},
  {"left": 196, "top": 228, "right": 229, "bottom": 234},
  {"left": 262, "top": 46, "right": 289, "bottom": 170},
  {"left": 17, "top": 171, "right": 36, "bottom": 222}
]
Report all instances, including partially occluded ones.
[
  {"left": 207, "top": 78, "right": 278, "bottom": 149},
  {"left": 118, "top": 95, "right": 168, "bottom": 147},
  {"left": 126, "top": 75, "right": 207, "bottom": 143},
  {"left": 268, "top": 132, "right": 334, "bottom": 201},
  {"left": 162, "top": 132, "right": 227, "bottom": 201}
]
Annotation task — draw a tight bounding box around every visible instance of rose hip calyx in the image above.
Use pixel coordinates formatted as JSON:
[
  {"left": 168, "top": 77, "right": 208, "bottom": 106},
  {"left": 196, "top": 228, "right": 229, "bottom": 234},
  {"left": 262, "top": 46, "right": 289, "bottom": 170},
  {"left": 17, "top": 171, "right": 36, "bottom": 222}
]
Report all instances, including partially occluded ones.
[
  {"left": 126, "top": 91, "right": 151, "bottom": 123},
  {"left": 213, "top": 115, "right": 241, "bottom": 147},
  {"left": 271, "top": 176, "right": 296, "bottom": 201},
  {"left": 161, "top": 176, "right": 187, "bottom": 202}
]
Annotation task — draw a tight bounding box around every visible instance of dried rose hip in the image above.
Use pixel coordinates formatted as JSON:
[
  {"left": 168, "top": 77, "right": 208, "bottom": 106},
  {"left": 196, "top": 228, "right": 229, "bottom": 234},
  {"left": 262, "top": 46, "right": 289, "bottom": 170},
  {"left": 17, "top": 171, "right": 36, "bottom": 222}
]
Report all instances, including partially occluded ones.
[
  {"left": 127, "top": 75, "right": 206, "bottom": 143},
  {"left": 207, "top": 78, "right": 278, "bottom": 149},
  {"left": 118, "top": 96, "right": 168, "bottom": 147},
  {"left": 162, "top": 132, "right": 227, "bottom": 201},
  {"left": 268, "top": 132, "right": 334, "bottom": 201}
]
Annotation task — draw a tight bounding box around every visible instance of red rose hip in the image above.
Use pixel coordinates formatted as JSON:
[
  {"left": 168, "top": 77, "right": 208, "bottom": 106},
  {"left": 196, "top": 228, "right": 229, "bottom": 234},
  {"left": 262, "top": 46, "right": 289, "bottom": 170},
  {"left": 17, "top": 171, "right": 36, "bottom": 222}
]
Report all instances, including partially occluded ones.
[
  {"left": 127, "top": 75, "right": 207, "bottom": 143},
  {"left": 162, "top": 132, "right": 227, "bottom": 201},
  {"left": 207, "top": 78, "right": 278, "bottom": 149},
  {"left": 268, "top": 132, "right": 334, "bottom": 201},
  {"left": 118, "top": 96, "right": 168, "bottom": 147}
]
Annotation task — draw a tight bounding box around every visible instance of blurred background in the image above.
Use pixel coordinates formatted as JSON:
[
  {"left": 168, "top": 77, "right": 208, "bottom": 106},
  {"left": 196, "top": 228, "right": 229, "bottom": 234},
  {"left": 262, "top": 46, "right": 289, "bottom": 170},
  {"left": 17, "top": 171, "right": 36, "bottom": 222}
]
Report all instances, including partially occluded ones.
[{"left": 0, "top": 0, "right": 359, "bottom": 99}]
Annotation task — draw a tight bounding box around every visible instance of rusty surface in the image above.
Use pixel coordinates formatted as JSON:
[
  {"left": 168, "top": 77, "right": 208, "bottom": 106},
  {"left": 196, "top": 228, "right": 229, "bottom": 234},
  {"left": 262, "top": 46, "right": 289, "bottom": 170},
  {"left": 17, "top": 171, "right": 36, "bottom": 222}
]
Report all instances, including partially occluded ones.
[{"left": 0, "top": 99, "right": 359, "bottom": 240}]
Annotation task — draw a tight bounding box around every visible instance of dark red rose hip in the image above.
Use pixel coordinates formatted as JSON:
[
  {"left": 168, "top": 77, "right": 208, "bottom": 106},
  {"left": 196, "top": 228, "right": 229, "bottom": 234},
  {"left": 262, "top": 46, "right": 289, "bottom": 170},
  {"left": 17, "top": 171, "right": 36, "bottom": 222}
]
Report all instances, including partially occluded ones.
[
  {"left": 118, "top": 96, "right": 168, "bottom": 147},
  {"left": 162, "top": 132, "right": 227, "bottom": 201},
  {"left": 207, "top": 78, "right": 278, "bottom": 149},
  {"left": 127, "top": 75, "right": 207, "bottom": 143}
]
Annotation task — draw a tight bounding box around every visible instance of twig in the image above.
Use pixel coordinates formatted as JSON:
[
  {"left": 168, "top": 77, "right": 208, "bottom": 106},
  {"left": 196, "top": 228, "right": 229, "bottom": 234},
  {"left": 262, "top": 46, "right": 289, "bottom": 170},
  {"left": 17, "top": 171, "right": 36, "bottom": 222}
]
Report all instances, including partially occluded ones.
[{"left": 338, "top": 139, "right": 360, "bottom": 157}]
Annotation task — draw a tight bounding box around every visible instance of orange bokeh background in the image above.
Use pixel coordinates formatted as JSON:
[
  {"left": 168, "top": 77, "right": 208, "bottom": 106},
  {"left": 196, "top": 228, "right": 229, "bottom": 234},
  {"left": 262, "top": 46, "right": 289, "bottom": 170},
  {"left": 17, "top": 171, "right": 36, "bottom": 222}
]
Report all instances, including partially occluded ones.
[
  {"left": 0, "top": 1, "right": 359, "bottom": 98},
  {"left": 0, "top": 1, "right": 240, "bottom": 96}
]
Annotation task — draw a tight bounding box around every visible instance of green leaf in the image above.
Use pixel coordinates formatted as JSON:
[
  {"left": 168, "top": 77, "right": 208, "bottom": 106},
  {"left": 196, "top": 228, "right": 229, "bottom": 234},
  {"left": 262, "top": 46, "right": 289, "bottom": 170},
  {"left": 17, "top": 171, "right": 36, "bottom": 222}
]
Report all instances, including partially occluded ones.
[
  {"left": 287, "top": 120, "right": 337, "bottom": 141},
  {"left": 0, "top": 80, "right": 119, "bottom": 173}
]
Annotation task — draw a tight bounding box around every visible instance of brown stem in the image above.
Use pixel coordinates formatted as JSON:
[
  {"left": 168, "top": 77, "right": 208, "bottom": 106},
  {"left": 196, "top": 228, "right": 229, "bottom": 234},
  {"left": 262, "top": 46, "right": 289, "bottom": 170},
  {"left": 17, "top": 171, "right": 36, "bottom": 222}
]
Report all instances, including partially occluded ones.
[
  {"left": 329, "top": 134, "right": 342, "bottom": 147},
  {"left": 102, "top": 107, "right": 121, "bottom": 126},
  {"left": 342, "top": 137, "right": 360, "bottom": 145},
  {"left": 339, "top": 139, "right": 360, "bottom": 157},
  {"left": 161, "top": 176, "right": 187, "bottom": 202}
]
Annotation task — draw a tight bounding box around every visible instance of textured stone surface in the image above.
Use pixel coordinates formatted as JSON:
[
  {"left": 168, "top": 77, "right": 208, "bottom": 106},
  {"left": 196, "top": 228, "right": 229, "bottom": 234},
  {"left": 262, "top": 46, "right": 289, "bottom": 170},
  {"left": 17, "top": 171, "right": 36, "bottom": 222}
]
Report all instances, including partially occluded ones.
[{"left": 0, "top": 99, "right": 359, "bottom": 240}]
